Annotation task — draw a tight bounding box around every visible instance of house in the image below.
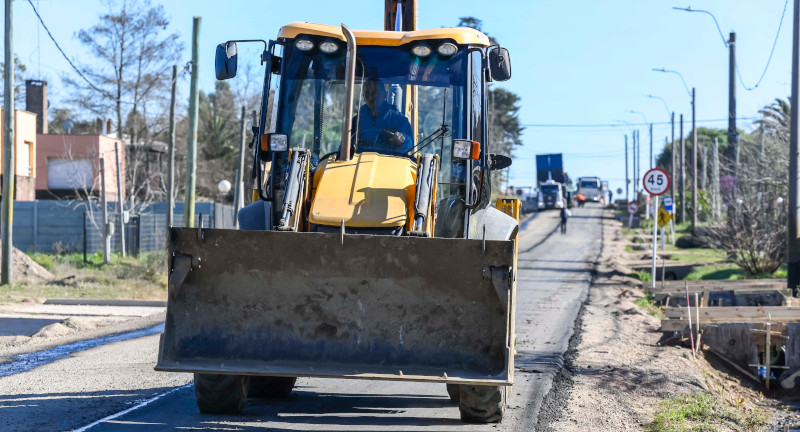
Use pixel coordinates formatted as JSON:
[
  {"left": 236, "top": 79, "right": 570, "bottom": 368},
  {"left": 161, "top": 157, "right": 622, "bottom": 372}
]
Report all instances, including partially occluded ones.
[
  {"left": 0, "top": 108, "right": 38, "bottom": 201},
  {"left": 26, "top": 80, "right": 125, "bottom": 202},
  {"left": 35, "top": 134, "right": 125, "bottom": 202}
]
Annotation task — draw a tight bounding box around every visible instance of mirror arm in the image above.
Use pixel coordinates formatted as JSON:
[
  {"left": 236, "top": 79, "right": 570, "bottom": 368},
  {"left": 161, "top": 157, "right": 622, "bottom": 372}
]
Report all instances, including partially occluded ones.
[{"left": 226, "top": 39, "right": 269, "bottom": 63}]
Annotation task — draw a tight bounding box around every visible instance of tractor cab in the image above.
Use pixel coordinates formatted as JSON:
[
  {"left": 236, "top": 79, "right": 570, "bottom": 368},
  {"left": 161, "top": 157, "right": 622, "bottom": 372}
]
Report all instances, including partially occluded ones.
[{"left": 216, "top": 22, "right": 512, "bottom": 238}]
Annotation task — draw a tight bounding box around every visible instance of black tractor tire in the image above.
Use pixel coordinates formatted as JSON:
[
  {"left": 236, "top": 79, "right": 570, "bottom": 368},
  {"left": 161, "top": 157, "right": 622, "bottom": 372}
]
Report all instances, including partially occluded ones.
[
  {"left": 194, "top": 373, "right": 250, "bottom": 414},
  {"left": 458, "top": 385, "right": 505, "bottom": 423},
  {"left": 249, "top": 376, "right": 297, "bottom": 398},
  {"left": 446, "top": 384, "right": 460, "bottom": 404}
]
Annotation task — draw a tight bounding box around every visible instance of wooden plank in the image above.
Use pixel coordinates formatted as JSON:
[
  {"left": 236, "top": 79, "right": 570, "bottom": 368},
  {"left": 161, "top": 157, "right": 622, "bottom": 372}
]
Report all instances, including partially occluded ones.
[
  {"left": 664, "top": 306, "right": 800, "bottom": 320},
  {"left": 650, "top": 285, "right": 789, "bottom": 296},
  {"left": 645, "top": 279, "right": 786, "bottom": 293}
]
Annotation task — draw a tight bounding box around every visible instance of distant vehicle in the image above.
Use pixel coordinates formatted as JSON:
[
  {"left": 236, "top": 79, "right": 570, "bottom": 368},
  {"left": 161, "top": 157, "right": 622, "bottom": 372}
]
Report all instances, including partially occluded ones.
[
  {"left": 577, "top": 176, "right": 602, "bottom": 202},
  {"left": 538, "top": 180, "right": 567, "bottom": 210},
  {"left": 536, "top": 154, "right": 569, "bottom": 210}
]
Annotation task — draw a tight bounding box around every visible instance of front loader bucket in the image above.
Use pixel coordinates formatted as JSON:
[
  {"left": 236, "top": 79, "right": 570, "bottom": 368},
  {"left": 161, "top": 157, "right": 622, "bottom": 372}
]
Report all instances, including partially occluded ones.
[{"left": 156, "top": 228, "right": 516, "bottom": 386}]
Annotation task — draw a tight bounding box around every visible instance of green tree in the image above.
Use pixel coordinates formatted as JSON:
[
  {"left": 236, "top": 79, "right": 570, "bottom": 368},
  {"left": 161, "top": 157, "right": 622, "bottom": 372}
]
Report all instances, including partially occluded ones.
[{"left": 0, "top": 56, "right": 27, "bottom": 105}]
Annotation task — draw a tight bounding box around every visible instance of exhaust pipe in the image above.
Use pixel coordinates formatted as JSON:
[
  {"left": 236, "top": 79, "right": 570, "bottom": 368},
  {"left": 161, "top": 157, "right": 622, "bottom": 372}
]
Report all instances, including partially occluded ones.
[{"left": 340, "top": 24, "right": 357, "bottom": 162}]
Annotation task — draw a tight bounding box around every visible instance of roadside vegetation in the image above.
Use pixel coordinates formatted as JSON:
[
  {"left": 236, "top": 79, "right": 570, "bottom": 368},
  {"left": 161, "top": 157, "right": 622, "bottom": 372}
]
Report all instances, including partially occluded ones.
[
  {"left": 647, "top": 393, "right": 768, "bottom": 432},
  {"left": 633, "top": 293, "right": 663, "bottom": 319},
  {"left": 0, "top": 251, "right": 167, "bottom": 301}
]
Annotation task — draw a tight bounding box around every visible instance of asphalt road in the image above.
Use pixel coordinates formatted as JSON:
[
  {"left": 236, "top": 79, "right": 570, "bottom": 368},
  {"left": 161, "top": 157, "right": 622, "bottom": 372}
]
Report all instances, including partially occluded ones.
[{"left": 0, "top": 205, "right": 604, "bottom": 432}]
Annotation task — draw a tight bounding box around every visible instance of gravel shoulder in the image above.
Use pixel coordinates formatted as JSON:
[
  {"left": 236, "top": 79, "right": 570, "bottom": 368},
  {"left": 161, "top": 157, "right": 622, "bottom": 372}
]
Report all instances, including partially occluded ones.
[{"left": 538, "top": 211, "right": 789, "bottom": 431}]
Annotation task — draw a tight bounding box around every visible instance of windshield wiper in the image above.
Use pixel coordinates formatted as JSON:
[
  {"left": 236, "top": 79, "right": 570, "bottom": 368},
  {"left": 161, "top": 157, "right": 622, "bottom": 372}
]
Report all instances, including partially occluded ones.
[{"left": 408, "top": 124, "right": 451, "bottom": 156}]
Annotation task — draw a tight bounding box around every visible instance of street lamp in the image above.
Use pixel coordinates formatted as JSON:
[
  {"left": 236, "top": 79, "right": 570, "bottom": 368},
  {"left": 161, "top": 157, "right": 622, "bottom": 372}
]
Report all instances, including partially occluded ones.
[
  {"left": 672, "top": 6, "right": 729, "bottom": 46},
  {"left": 218, "top": 179, "right": 232, "bottom": 202},
  {"left": 615, "top": 120, "right": 635, "bottom": 202},
  {"left": 645, "top": 94, "right": 671, "bottom": 118},
  {"left": 652, "top": 68, "right": 691, "bottom": 98},
  {"left": 653, "top": 67, "right": 698, "bottom": 233},
  {"left": 646, "top": 95, "right": 676, "bottom": 201},
  {"left": 672, "top": 6, "right": 738, "bottom": 174}
]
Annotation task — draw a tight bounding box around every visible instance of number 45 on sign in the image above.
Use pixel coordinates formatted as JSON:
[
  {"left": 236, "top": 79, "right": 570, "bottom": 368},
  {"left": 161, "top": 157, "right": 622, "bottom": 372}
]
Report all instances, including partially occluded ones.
[{"left": 643, "top": 168, "right": 670, "bottom": 196}]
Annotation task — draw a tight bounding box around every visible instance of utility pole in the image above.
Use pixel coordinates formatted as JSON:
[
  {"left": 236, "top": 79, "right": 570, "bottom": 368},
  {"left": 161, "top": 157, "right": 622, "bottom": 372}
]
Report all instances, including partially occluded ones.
[
  {"left": 1, "top": 0, "right": 13, "bottom": 284},
  {"left": 167, "top": 65, "right": 177, "bottom": 229},
  {"left": 183, "top": 17, "right": 200, "bottom": 228},
  {"left": 692, "top": 87, "right": 698, "bottom": 233},
  {"left": 670, "top": 112, "right": 675, "bottom": 200},
  {"left": 788, "top": 0, "right": 800, "bottom": 295},
  {"left": 114, "top": 142, "right": 125, "bottom": 256},
  {"left": 625, "top": 134, "right": 629, "bottom": 202},
  {"left": 680, "top": 114, "right": 686, "bottom": 224},
  {"left": 712, "top": 137, "right": 721, "bottom": 220},
  {"left": 728, "top": 32, "right": 738, "bottom": 175},
  {"left": 649, "top": 123, "right": 653, "bottom": 169},
  {"left": 100, "top": 158, "right": 110, "bottom": 264},
  {"left": 234, "top": 106, "right": 247, "bottom": 228},
  {"left": 633, "top": 131, "right": 639, "bottom": 203},
  {"left": 701, "top": 146, "right": 708, "bottom": 191}
]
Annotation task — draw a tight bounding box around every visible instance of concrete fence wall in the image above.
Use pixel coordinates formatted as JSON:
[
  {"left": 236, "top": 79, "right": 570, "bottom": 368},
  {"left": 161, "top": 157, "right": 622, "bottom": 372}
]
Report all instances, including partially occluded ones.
[{"left": 10, "top": 200, "right": 235, "bottom": 254}]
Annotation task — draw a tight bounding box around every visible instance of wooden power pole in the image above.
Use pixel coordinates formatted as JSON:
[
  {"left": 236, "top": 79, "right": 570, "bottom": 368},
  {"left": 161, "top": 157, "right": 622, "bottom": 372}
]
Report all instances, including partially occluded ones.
[
  {"left": 2, "top": 0, "right": 14, "bottom": 284},
  {"left": 183, "top": 17, "right": 200, "bottom": 228}
]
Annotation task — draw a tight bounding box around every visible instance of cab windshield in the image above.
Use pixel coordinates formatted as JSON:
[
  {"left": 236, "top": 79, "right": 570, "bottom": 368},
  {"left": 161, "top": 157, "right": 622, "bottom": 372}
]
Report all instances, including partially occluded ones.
[
  {"left": 541, "top": 185, "right": 560, "bottom": 194},
  {"left": 579, "top": 180, "right": 599, "bottom": 189},
  {"left": 276, "top": 41, "right": 468, "bottom": 165}
]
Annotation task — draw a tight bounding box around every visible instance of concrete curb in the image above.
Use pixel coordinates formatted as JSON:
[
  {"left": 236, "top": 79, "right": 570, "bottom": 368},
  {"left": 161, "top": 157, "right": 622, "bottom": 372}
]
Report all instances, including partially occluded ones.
[{"left": 44, "top": 299, "right": 167, "bottom": 307}]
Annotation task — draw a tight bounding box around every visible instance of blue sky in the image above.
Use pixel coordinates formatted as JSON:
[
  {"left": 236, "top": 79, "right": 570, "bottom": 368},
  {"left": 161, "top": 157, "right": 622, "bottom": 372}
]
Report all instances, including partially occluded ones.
[{"left": 4, "top": 1, "right": 792, "bottom": 196}]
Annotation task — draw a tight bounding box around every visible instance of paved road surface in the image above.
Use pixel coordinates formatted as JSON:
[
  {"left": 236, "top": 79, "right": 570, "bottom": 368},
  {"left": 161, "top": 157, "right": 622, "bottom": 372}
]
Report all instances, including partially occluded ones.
[{"left": 0, "top": 205, "right": 604, "bottom": 432}]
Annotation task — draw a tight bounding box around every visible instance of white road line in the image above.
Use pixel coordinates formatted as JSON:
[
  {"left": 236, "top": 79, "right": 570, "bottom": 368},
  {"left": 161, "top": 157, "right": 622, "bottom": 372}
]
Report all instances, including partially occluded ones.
[{"left": 72, "top": 383, "right": 192, "bottom": 432}]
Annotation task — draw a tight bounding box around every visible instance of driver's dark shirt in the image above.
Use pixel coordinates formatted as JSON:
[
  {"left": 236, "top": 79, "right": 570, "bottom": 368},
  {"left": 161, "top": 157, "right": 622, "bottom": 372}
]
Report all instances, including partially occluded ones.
[{"left": 353, "top": 100, "right": 414, "bottom": 153}]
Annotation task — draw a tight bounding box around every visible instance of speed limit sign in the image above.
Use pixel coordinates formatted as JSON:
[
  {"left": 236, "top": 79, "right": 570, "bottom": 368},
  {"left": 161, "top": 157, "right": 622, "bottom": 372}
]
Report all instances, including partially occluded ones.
[{"left": 643, "top": 168, "right": 670, "bottom": 196}]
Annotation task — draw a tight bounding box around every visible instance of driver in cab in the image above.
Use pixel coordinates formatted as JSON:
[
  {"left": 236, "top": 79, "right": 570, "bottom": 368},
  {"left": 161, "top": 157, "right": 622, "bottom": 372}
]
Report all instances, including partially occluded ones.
[{"left": 354, "top": 79, "right": 414, "bottom": 154}]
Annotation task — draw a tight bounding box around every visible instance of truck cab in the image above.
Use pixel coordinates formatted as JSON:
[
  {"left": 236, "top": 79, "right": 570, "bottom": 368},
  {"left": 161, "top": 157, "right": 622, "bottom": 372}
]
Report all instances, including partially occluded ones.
[{"left": 537, "top": 180, "right": 565, "bottom": 210}]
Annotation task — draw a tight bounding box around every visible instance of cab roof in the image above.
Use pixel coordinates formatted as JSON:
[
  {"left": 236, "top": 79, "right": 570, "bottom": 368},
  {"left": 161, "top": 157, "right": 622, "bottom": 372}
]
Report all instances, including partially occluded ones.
[{"left": 277, "top": 22, "right": 491, "bottom": 47}]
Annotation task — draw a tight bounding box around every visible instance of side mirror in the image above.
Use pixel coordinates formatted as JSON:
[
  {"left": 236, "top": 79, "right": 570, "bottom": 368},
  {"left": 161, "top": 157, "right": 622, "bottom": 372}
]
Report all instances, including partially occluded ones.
[
  {"left": 215, "top": 42, "right": 238, "bottom": 80},
  {"left": 489, "top": 153, "right": 512, "bottom": 171},
  {"left": 488, "top": 47, "right": 511, "bottom": 82}
]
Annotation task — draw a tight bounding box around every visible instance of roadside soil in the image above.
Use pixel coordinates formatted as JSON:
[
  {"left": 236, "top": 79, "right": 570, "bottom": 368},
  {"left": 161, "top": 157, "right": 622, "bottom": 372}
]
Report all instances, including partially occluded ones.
[
  {"left": 539, "top": 211, "right": 795, "bottom": 431},
  {"left": 0, "top": 242, "right": 53, "bottom": 281},
  {"left": 0, "top": 310, "right": 165, "bottom": 360}
]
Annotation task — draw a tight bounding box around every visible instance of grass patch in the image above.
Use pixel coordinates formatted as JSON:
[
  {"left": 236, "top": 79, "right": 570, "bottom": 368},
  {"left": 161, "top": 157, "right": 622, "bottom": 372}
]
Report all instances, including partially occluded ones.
[
  {"left": 5, "top": 250, "right": 169, "bottom": 301},
  {"left": 628, "top": 270, "right": 652, "bottom": 282},
  {"left": 634, "top": 293, "right": 664, "bottom": 319},
  {"left": 669, "top": 248, "right": 727, "bottom": 265},
  {"left": 647, "top": 393, "right": 768, "bottom": 432},
  {"left": 684, "top": 264, "right": 743, "bottom": 281}
]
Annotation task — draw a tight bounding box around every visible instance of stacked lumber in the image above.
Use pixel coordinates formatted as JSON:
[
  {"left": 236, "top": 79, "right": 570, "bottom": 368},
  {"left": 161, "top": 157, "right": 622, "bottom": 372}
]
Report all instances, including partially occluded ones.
[{"left": 661, "top": 306, "right": 800, "bottom": 332}]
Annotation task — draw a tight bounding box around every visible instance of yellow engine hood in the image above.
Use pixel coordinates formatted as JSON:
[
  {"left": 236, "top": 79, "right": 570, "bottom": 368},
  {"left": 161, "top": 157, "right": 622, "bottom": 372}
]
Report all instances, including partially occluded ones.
[{"left": 310, "top": 153, "right": 416, "bottom": 228}]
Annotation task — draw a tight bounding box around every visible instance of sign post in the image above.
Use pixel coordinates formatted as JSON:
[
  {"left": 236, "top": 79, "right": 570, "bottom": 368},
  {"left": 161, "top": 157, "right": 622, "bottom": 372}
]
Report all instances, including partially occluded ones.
[
  {"left": 643, "top": 168, "right": 670, "bottom": 289},
  {"left": 664, "top": 196, "right": 676, "bottom": 245},
  {"left": 627, "top": 202, "right": 638, "bottom": 228}
]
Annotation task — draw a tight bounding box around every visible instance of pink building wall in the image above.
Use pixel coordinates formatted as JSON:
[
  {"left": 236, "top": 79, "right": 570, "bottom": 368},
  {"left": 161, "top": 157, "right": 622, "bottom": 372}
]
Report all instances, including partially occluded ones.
[{"left": 35, "top": 134, "right": 125, "bottom": 202}]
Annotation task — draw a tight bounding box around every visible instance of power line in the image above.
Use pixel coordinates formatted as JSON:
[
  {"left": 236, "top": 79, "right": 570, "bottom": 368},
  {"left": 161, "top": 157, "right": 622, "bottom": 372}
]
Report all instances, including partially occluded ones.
[
  {"left": 25, "top": 0, "right": 124, "bottom": 102},
  {"left": 735, "top": 0, "right": 789, "bottom": 91},
  {"left": 26, "top": 0, "right": 187, "bottom": 106},
  {"left": 520, "top": 117, "right": 758, "bottom": 128}
]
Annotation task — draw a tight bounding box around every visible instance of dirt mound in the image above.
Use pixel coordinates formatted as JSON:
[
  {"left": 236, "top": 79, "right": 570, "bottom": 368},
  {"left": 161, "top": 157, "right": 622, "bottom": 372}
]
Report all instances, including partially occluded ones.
[
  {"left": 33, "top": 317, "right": 102, "bottom": 339},
  {"left": 0, "top": 241, "right": 53, "bottom": 280}
]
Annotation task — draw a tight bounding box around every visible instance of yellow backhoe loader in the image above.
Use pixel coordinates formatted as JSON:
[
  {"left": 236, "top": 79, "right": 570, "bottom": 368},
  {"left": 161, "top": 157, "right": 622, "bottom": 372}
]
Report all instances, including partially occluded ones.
[{"left": 156, "top": 0, "right": 518, "bottom": 423}]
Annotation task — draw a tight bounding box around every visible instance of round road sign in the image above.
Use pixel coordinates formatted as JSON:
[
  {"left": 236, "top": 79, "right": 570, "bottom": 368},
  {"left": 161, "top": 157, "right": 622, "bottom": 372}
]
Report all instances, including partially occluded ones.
[
  {"left": 643, "top": 168, "right": 670, "bottom": 196},
  {"left": 627, "top": 202, "right": 638, "bottom": 214},
  {"left": 616, "top": 187, "right": 623, "bottom": 195}
]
